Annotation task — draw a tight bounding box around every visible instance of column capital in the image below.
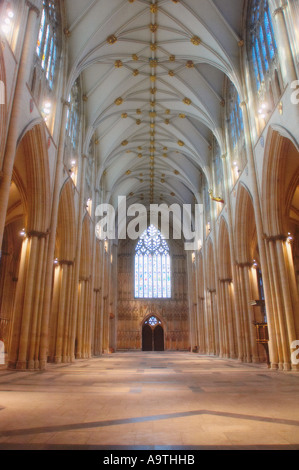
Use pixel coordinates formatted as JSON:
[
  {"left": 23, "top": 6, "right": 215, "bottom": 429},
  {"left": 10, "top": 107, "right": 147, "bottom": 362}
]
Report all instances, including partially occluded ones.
[
  {"left": 25, "top": 0, "right": 40, "bottom": 16},
  {"left": 235, "top": 261, "right": 253, "bottom": 268},
  {"left": 61, "top": 98, "right": 71, "bottom": 108},
  {"left": 59, "top": 260, "right": 74, "bottom": 267},
  {"left": 207, "top": 288, "right": 216, "bottom": 294},
  {"left": 219, "top": 278, "right": 233, "bottom": 284},
  {"left": 264, "top": 234, "right": 288, "bottom": 242},
  {"left": 27, "top": 230, "right": 49, "bottom": 239},
  {"left": 273, "top": 4, "right": 288, "bottom": 17}
]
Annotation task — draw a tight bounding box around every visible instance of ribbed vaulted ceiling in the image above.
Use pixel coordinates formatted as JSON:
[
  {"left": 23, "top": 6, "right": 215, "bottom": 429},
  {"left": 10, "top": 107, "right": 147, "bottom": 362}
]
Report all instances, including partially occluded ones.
[{"left": 64, "top": 0, "right": 245, "bottom": 208}]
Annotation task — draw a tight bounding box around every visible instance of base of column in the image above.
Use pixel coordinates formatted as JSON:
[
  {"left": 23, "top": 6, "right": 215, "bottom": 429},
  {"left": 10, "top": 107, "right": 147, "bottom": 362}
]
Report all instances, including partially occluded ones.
[
  {"left": 62, "top": 356, "right": 71, "bottom": 363},
  {"left": 54, "top": 356, "right": 62, "bottom": 364},
  {"left": 27, "top": 360, "right": 35, "bottom": 370},
  {"left": 7, "top": 361, "right": 16, "bottom": 370},
  {"left": 16, "top": 361, "right": 27, "bottom": 370},
  {"left": 39, "top": 359, "right": 47, "bottom": 370}
]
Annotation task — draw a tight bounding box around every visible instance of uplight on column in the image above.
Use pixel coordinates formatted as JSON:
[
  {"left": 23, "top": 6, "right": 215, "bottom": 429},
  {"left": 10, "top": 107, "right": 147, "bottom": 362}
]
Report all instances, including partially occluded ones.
[
  {"left": 1, "top": 6, "right": 14, "bottom": 36},
  {"left": 258, "top": 102, "right": 270, "bottom": 120},
  {"left": 70, "top": 159, "right": 78, "bottom": 185},
  {"left": 42, "top": 101, "right": 52, "bottom": 123}
]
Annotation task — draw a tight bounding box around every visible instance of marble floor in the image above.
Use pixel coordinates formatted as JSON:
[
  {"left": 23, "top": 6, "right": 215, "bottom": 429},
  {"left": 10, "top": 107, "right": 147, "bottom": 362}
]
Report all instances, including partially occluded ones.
[{"left": 0, "top": 352, "right": 299, "bottom": 450}]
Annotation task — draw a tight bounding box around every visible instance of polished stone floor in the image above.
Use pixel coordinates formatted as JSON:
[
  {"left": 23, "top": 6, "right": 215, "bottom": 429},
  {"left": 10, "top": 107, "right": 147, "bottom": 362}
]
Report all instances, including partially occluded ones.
[{"left": 0, "top": 352, "right": 299, "bottom": 450}]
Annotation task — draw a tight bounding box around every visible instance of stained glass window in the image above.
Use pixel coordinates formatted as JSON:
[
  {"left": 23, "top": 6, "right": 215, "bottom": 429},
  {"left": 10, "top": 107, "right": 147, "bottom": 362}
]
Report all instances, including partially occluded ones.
[
  {"left": 36, "top": 0, "right": 60, "bottom": 90},
  {"left": 248, "top": 0, "right": 277, "bottom": 91},
  {"left": 228, "top": 83, "right": 244, "bottom": 149},
  {"left": 135, "top": 226, "right": 171, "bottom": 299},
  {"left": 66, "top": 79, "right": 81, "bottom": 149}
]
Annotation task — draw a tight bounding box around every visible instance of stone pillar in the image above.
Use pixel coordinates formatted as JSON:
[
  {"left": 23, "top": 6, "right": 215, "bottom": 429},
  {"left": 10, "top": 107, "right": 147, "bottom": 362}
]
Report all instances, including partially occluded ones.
[
  {"left": 271, "top": 3, "right": 297, "bottom": 84},
  {"left": 240, "top": 101, "right": 279, "bottom": 369},
  {"left": 221, "top": 152, "right": 244, "bottom": 361},
  {"left": 8, "top": 231, "right": 48, "bottom": 370},
  {"left": 0, "top": 2, "right": 40, "bottom": 249},
  {"left": 265, "top": 235, "right": 298, "bottom": 369},
  {"left": 39, "top": 100, "right": 70, "bottom": 370},
  {"left": 50, "top": 261, "right": 74, "bottom": 364},
  {"left": 70, "top": 154, "right": 88, "bottom": 360},
  {"left": 243, "top": 264, "right": 260, "bottom": 363}
]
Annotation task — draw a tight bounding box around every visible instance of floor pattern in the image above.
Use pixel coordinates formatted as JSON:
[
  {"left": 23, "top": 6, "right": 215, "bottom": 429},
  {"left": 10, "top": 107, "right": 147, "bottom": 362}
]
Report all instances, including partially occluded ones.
[{"left": 0, "top": 352, "right": 299, "bottom": 450}]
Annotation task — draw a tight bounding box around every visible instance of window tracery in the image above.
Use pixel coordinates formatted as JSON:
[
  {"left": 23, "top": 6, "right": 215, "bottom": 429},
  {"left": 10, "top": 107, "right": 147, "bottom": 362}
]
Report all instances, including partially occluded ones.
[
  {"left": 247, "top": 0, "right": 282, "bottom": 111},
  {"left": 36, "top": 0, "right": 60, "bottom": 91},
  {"left": 66, "top": 79, "right": 81, "bottom": 151},
  {"left": 226, "top": 81, "right": 246, "bottom": 183},
  {"left": 30, "top": 0, "right": 61, "bottom": 131},
  {"left": 135, "top": 226, "right": 171, "bottom": 299}
]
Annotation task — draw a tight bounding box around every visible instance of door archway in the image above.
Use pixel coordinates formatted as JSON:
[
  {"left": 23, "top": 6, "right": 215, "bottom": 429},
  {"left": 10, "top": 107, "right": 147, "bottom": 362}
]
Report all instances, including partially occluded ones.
[{"left": 142, "top": 316, "right": 165, "bottom": 352}]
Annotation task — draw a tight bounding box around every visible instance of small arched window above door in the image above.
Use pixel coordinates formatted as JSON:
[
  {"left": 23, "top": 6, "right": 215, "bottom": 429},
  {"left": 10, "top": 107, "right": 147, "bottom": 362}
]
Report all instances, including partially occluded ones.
[{"left": 135, "top": 226, "right": 171, "bottom": 299}]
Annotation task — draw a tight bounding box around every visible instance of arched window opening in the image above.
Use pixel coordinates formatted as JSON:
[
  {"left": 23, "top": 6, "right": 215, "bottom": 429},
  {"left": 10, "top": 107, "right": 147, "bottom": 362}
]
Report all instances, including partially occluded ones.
[
  {"left": 135, "top": 225, "right": 171, "bottom": 299},
  {"left": 36, "top": 0, "right": 60, "bottom": 90},
  {"left": 31, "top": 0, "right": 61, "bottom": 129},
  {"left": 212, "top": 138, "right": 225, "bottom": 216},
  {"left": 247, "top": 0, "right": 282, "bottom": 115},
  {"left": 66, "top": 78, "right": 81, "bottom": 151},
  {"left": 227, "top": 81, "right": 246, "bottom": 184},
  {"left": 144, "top": 316, "right": 162, "bottom": 327}
]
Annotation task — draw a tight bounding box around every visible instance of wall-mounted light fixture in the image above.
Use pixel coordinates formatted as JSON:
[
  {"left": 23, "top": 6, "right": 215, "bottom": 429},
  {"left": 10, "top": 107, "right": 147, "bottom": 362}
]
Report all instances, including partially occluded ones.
[
  {"left": 258, "top": 102, "right": 270, "bottom": 120},
  {"left": 1, "top": 6, "right": 14, "bottom": 36}
]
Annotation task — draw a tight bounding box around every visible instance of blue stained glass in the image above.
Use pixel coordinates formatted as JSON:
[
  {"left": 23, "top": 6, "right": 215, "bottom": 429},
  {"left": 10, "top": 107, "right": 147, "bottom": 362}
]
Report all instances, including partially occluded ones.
[
  {"left": 139, "top": 256, "right": 144, "bottom": 298},
  {"left": 249, "top": 0, "right": 277, "bottom": 92},
  {"left": 158, "top": 255, "right": 162, "bottom": 298},
  {"left": 144, "top": 255, "right": 148, "bottom": 298},
  {"left": 259, "top": 25, "right": 269, "bottom": 71},
  {"left": 153, "top": 256, "right": 157, "bottom": 298},
  {"left": 135, "top": 256, "right": 139, "bottom": 297},
  {"left": 162, "top": 255, "right": 166, "bottom": 298},
  {"left": 148, "top": 254, "right": 153, "bottom": 298},
  {"left": 264, "top": 10, "right": 276, "bottom": 59},
  {"left": 167, "top": 256, "right": 171, "bottom": 297},
  {"left": 252, "top": 47, "right": 261, "bottom": 90},
  {"left": 255, "top": 38, "right": 264, "bottom": 83},
  {"left": 36, "top": 1, "right": 59, "bottom": 88}
]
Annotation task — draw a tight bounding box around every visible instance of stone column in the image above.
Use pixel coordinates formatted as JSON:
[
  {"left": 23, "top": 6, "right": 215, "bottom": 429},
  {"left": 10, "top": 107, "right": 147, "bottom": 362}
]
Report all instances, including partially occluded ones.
[
  {"left": 8, "top": 231, "right": 48, "bottom": 370},
  {"left": 70, "top": 154, "right": 88, "bottom": 360},
  {"left": 39, "top": 100, "right": 70, "bottom": 370},
  {"left": 268, "top": 237, "right": 290, "bottom": 369},
  {"left": 271, "top": 2, "right": 297, "bottom": 84},
  {"left": 0, "top": 2, "right": 40, "bottom": 249},
  {"left": 221, "top": 151, "right": 244, "bottom": 361},
  {"left": 240, "top": 101, "right": 279, "bottom": 369},
  {"left": 242, "top": 264, "right": 260, "bottom": 363}
]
